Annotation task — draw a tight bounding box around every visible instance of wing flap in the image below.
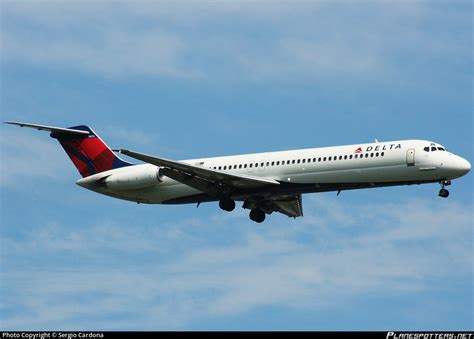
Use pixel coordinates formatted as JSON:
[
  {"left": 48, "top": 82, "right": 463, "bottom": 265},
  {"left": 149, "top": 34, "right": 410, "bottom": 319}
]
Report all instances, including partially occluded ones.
[{"left": 271, "top": 194, "right": 303, "bottom": 218}]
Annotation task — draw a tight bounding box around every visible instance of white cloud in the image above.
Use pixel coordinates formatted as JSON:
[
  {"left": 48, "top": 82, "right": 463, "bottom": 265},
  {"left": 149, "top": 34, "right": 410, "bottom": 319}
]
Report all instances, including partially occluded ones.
[
  {"left": 0, "top": 129, "right": 73, "bottom": 187},
  {"left": 1, "top": 1, "right": 469, "bottom": 83},
  {"left": 2, "top": 26, "right": 198, "bottom": 80},
  {"left": 1, "top": 196, "right": 471, "bottom": 329}
]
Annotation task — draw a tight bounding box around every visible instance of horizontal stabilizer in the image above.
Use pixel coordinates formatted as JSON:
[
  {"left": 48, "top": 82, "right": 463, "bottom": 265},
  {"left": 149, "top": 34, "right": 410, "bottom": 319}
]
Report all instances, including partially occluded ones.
[{"left": 4, "top": 121, "right": 90, "bottom": 136}]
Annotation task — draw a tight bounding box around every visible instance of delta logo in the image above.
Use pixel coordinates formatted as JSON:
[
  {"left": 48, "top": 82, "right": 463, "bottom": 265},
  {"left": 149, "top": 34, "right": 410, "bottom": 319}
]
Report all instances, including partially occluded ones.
[{"left": 354, "top": 144, "right": 402, "bottom": 153}]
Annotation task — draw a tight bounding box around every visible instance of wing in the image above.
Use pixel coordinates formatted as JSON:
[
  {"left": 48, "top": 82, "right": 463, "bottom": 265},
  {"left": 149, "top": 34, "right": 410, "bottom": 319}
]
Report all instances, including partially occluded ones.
[{"left": 116, "top": 149, "right": 279, "bottom": 196}]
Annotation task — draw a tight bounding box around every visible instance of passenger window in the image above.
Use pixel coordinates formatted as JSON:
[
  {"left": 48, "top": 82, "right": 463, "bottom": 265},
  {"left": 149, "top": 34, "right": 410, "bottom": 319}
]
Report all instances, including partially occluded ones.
[
  {"left": 349, "top": 155, "right": 353, "bottom": 159},
  {"left": 354, "top": 154, "right": 358, "bottom": 159},
  {"left": 239, "top": 164, "right": 242, "bottom": 169},
  {"left": 381, "top": 152, "right": 385, "bottom": 156},
  {"left": 344, "top": 155, "right": 347, "bottom": 160},
  {"left": 249, "top": 164, "right": 253, "bottom": 168},
  {"left": 313, "top": 158, "right": 316, "bottom": 162},
  {"left": 255, "top": 163, "right": 258, "bottom": 168},
  {"left": 244, "top": 164, "right": 247, "bottom": 168},
  {"left": 318, "top": 157, "right": 321, "bottom": 162},
  {"left": 261, "top": 162, "right": 264, "bottom": 167},
  {"left": 323, "top": 157, "right": 327, "bottom": 161},
  {"left": 328, "top": 157, "right": 332, "bottom": 161},
  {"left": 292, "top": 160, "right": 295, "bottom": 164},
  {"left": 375, "top": 152, "right": 379, "bottom": 157},
  {"left": 218, "top": 166, "right": 222, "bottom": 170},
  {"left": 302, "top": 159, "right": 305, "bottom": 163},
  {"left": 370, "top": 153, "right": 374, "bottom": 157},
  {"left": 297, "top": 159, "right": 300, "bottom": 164},
  {"left": 365, "top": 154, "right": 369, "bottom": 158},
  {"left": 339, "top": 156, "right": 342, "bottom": 160}
]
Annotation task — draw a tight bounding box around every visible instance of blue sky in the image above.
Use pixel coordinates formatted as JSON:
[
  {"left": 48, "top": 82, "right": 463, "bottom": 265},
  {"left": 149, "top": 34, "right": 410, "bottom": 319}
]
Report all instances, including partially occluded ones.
[{"left": 0, "top": 0, "right": 472, "bottom": 330}]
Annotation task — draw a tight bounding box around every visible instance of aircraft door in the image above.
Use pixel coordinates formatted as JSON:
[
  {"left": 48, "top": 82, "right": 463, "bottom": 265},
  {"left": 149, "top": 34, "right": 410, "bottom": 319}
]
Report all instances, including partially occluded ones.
[{"left": 406, "top": 149, "right": 415, "bottom": 166}]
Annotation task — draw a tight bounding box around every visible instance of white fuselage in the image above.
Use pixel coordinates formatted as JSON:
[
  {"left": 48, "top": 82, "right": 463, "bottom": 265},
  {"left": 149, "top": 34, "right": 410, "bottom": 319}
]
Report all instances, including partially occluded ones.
[{"left": 77, "top": 139, "right": 471, "bottom": 204}]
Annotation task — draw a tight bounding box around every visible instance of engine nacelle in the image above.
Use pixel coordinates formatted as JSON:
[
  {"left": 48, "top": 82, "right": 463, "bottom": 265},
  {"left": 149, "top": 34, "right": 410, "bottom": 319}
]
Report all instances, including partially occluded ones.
[{"left": 105, "top": 167, "right": 162, "bottom": 190}]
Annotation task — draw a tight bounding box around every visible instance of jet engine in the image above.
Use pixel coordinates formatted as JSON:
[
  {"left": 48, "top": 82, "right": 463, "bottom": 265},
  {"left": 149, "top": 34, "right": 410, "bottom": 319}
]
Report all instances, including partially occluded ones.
[{"left": 104, "top": 166, "right": 162, "bottom": 190}]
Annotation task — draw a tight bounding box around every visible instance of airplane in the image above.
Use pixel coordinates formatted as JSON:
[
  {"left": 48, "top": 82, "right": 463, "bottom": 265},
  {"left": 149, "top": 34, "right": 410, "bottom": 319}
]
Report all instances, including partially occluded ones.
[{"left": 4, "top": 121, "right": 471, "bottom": 223}]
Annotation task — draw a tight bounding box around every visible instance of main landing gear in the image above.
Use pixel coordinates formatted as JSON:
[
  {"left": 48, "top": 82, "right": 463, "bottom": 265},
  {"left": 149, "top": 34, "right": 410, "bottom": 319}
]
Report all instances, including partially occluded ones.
[
  {"left": 438, "top": 180, "right": 451, "bottom": 198},
  {"left": 249, "top": 208, "right": 265, "bottom": 223},
  {"left": 219, "top": 198, "right": 266, "bottom": 223},
  {"left": 219, "top": 198, "right": 236, "bottom": 212}
]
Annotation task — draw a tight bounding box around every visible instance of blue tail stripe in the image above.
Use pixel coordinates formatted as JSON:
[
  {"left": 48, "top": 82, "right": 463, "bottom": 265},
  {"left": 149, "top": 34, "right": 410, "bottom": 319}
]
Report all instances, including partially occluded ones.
[{"left": 61, "top": 144, "right": 97, "bottom": 175}]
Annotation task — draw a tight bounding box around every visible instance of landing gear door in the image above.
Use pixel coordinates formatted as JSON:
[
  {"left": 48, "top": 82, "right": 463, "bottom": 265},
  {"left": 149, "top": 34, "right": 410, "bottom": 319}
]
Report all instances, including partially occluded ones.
[{"left": 406, "top": 149, "right": 415, "bottom": 166}]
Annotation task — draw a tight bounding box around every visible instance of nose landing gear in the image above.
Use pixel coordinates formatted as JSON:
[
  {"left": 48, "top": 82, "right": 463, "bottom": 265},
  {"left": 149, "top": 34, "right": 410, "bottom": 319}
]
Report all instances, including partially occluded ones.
[
  {"left": 438, "top": 188, "right": 449, "bottom": 198},
  {"left": 438, "top": 180, "right": 451, "bottom": 198}
]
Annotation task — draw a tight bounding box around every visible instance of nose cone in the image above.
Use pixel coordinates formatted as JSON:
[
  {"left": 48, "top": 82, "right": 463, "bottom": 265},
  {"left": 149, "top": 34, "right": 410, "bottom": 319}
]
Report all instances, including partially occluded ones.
[
  {"left": 441, "top": 155, "right": 471, "bottom": 179},
  {"left": 457, "top": 157, "right": 471, "bottom": 176}
]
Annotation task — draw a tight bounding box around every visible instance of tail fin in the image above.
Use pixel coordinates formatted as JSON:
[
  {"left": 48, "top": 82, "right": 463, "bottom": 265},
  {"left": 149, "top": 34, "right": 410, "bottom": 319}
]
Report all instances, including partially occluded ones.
[{"left": 51, "top": 125, "right": 132, "bottom": 177}]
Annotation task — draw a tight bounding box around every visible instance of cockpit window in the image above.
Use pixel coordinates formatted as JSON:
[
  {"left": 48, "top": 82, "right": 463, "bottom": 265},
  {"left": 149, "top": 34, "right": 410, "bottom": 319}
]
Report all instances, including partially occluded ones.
[{"left": 425, "top": 145, "right": 447, "bottom": 152}]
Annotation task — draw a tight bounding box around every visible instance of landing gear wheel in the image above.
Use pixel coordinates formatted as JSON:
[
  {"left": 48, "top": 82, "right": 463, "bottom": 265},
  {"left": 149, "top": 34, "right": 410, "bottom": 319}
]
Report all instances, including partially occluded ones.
[
  {"left": 219, "top": 198, "right": 236, "bottom": 212},
  {"left": 249, "top": 209, "right": 265, "bottom": 223},
  {"left": 438, "top": 180, "right": 450, "bottom": 198},
  {"left": 438, "top": 188, "right": 449, "bottom": 198}
]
